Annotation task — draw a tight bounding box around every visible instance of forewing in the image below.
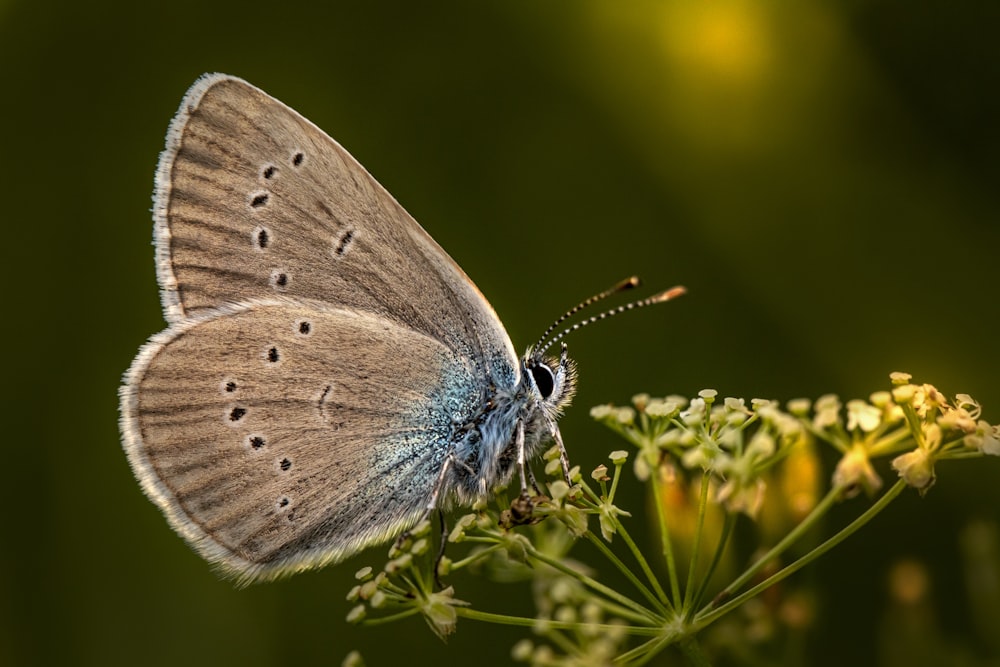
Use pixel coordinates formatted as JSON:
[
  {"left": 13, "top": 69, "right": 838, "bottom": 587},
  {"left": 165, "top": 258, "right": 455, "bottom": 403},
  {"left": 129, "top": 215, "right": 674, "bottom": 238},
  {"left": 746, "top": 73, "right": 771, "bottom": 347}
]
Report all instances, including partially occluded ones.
[
  {"left": 154, "top": 73, "right": 517, "bottom": 380},
  {"left": 120, "top": 300, "right": 477, "bottom": 583}
]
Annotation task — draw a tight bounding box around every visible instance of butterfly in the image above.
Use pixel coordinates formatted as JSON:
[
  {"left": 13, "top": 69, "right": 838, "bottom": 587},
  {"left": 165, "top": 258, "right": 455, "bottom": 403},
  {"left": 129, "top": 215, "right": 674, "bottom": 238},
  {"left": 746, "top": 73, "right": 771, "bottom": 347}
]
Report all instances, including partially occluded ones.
[{"left": 120, "top": 73, "right": 684, "bottom": 583}]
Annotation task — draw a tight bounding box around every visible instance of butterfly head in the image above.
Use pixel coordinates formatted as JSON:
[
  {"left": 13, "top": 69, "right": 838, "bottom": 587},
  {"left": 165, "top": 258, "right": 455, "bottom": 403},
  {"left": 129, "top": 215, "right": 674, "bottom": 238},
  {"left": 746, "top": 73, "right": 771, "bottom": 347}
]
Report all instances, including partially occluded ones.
[
  {"left": 522, "top": 344, "right": 577, "bottom": 419},
  {"left": 520, "top": 279, "right": 686, "bottom": 423}
]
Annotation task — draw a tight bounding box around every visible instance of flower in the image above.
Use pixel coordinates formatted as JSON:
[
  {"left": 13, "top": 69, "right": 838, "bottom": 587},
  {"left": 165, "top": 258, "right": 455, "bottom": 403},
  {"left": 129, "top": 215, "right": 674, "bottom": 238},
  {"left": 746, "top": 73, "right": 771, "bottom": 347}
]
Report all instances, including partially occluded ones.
[
  {"left": 711, "top": 430, "right": 776, "bottom": 518},
  {"left": 608, "top": 450, "right": 629, "bottom": 466},
  {"left": 716, "top": 475, "right": 767, "bottom": 517},
  {"left": 598, "top": 500, "right": 632, "bottom": 542},
  {"left": 614, "top": 407, "right": 636, "bottom": 425},
  {"left": 833, "top": 443, "right": 882, "bottom": 497},
  {"left": 421, "top": 586, "right": 469, "bottom": 639},
  {"left": 646, "top": 397, "right": 684, "bottom": 418},
  {"left": 966, "top": 420, "right": 1000, "bottom": 456},
  {"left": 787, "top": 398, "right": 811, "bottom": 417},
  {"left": 846, "top": 399, "right": 881, "bottom": 433},
  {"left": 889, "top": 371, "right": 913, "bottom": 385},
  {"left": 545, "top": 480, "right": 589, "bottom": 536},
  {"left": 589, "top": 404, "right": 614, "bottom": 421},
  {"left": 891, "top": 448, "right": 936, "bottom": 494},
  {"left": 681, "top": 397, "right": 708, "bottom": 426},
  {"left": 342, "top": 650, "right": 365, "bottom": 667},
  {"left": 938, "top": 394, "right": 981, "bottom": 433},
  {"left": 813, "top": 394, "right": 843, "bottom": 430}
]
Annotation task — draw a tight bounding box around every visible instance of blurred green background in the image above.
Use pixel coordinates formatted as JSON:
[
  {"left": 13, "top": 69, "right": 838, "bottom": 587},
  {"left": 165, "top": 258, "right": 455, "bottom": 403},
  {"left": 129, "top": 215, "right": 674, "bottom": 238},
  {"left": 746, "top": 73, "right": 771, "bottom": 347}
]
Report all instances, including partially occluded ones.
[{"left": 2, "top": 1, "right": 998, "bottom": 665}]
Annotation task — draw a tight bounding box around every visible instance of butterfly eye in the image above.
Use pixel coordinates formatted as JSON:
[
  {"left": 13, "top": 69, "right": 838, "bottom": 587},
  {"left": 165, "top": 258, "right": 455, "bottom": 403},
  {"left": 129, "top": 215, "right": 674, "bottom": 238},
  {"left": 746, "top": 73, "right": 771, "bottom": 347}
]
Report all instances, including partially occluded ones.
[{"left": 530, "top": 363, "right": 555, "bottom": 399}]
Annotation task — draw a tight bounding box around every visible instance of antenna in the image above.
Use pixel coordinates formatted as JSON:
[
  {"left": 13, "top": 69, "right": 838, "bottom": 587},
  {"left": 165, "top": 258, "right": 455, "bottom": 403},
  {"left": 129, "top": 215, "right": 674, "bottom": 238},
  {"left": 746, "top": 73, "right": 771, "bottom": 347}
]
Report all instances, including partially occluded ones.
[
  {"left": 532, "top": 276, "right": 640, "bottom": 354},
  {"left": 538, "top": 285, "right": 686, "bottom": 355}
]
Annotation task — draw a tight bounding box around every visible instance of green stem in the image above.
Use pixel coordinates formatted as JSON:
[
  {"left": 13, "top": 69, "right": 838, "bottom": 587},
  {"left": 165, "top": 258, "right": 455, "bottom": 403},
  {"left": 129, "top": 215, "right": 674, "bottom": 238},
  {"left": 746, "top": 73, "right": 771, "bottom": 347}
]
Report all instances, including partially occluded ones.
[
  {"left": 376, "top": 577, "right": 414, "bottom": 598},
  {"left": 868, "top": 426, "right": 914, "bottom": 457},
  {"left": 696, "top": 480, "right": 907, "bottom": 628},
  {"left": 609, "top": 458, "right": 625, "bottom": 501},
  {"left": 899, "top": 403, "right": 925, "bottom": 447},
  {"left": 584, "top": 531, "right": 669, "bottom": 615},
  {"left": 614, "top": 520, "right": 672, "bottom": 610},
  {"left": 447, "top": 543, "right": 503, "bottom": 571},
  {"left": 676, "top": 634, "right": 713, "bottom": 667},
  {"left": 682, "top": 474, "right": 711, "bottom": 614},
  {"left": 456, "top": 535, "right": 503, "bottom": 545},
  {"left": 454, "top": 608, "right": 661, "bottom": 636},
  {"left": 529, "top": 547, "right": 661, "bottom": 625},
  {"left": 706, "top": 483, "right": 841, "bottom": 610},
  {"left": 543, "top": 628, "right": 584, "bottom": 659},
  {"left": 614, "top": 634, "right": 674, "bottom": 666},
  {"left": 397, "top": 573, "right": 424, "bottom": 600},
  {"left": 589, "top": 594, "right": 666, "bottom": 626},
  {"left": 360, "top": 608, "right": 421, "bottom": 625},
  {"left": 649, "top": 465, "right": 683, "bottom": 606},
  {"left": 945, "top": 450, "right": 987, "bottom": 460},
  {"left": 688, "top": 511, "right": 735, "bottom": 618}
]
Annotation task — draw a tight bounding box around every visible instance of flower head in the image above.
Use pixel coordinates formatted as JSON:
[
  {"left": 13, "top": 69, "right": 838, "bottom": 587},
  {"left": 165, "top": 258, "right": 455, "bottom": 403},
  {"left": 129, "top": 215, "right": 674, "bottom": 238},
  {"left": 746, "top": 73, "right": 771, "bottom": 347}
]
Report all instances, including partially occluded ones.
[
  {"left": 833, "top": 443, "right": 882, "bottom": 497},
  {"left": 813, "top": 394, "right": 843, "bottom": 431},
  {"left": 891, "top": 448, "right": 936, "bottom": 494},
  {"left": 846, "top": 399, "right": 881, "bottom": 433},
  {"left": 421, "top": 586, "right": 469, "bottom": 640},
  {"left": 966, "top": 420, "right": 1000, "bottom": 456}
]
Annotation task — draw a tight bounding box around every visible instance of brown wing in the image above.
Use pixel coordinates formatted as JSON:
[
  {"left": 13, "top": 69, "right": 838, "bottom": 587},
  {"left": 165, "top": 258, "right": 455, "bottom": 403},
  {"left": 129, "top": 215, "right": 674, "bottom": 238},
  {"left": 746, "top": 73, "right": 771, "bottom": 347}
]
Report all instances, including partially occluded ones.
[
  {"left": 121, "top": 299, "right": 476, "bottom": 583},
  {"left": 154, "top": 73, "right": 518, "bottom": 379}
]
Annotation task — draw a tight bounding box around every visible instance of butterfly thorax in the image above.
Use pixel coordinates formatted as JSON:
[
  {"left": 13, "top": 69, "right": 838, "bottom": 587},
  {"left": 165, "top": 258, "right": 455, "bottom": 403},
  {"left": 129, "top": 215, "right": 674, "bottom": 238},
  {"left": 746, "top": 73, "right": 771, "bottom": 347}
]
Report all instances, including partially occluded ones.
[{"left": 448, "top": 350, "right": 577, "bottom": 504}]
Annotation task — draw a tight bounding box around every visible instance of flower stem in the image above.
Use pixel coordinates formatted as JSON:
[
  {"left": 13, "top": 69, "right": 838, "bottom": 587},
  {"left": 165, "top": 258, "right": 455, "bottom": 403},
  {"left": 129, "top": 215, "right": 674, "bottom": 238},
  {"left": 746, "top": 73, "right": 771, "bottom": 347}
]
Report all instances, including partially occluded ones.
[
  {"left": 360, "top": 608, "right": 421, "bottom": 625},
  {"left": 454, "top": 608, "right": 662, "bottom": 636},
  {"left": 696, "top": 480, "right": 907, "bottom": 627},
  {"left": 704, "top": 482, "right": 842, "bottom": 613},
  {"left": 447, "top": 543, "right": 503, "bottom": 571},
  {"left": 589, "top": 595, "right": 666, "bottom": 626},
  {"left": 682, "top": 474, "right": 712, "bottom": 614},
  {"left": 584, "top": 531, "right": 670, "bottom": 615},
  {"left": 614, "top": 633, "right": 677, "bottom": 666},
  {"left": 528, "top": 547, "right": 662, "bottom": 625},
  {"left": 676, "top": 634, "right": 713, "bottom": 667},
  {"left": 687, "top": 511, "right": 735, "bottom": 618},
  {"left": 649, "top": 463, "right": 683, "bottom": 606},
  {"left": 614, "top": 519, "right": 672, "bottom": 609}
]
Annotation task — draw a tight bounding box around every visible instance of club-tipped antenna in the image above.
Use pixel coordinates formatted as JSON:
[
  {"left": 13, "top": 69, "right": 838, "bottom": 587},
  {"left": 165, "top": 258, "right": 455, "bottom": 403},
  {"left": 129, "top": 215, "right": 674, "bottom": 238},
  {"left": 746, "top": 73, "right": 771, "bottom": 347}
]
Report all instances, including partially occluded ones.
[
  {"left": 532, "top": 276, "right": 641, "bottom": 354},
  {"left": 538, "top": 285, "right": 687, "bottom": 355}
]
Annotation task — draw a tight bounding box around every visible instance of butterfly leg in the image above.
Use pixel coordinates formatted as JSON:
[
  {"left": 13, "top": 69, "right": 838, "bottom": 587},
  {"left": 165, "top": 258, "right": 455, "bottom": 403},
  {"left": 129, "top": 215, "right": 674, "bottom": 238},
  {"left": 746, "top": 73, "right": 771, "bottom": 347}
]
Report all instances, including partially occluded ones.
[
  {"left": 513, "top": 420, "right": 543, "bottom": 495},
  {"left": 515, "top": 419, "right": 530, "bottom": 496},
  {"left": 394, "top": 451, "right": 456, "bottom": 552},
  {"left": 549, "top": 420, "right": 573, "bottom": 484},
  {"left": 526, "top": 463, "right": 542, "bottom": 496},
  {"left": 434, "top": 509, "right": 448, "bottom": 589},
  {"left": 506, "top": 425, "right": 544, "bottom": 527},
  {"left": 425, "top": 451, "right": 455, "bottom": 513}
]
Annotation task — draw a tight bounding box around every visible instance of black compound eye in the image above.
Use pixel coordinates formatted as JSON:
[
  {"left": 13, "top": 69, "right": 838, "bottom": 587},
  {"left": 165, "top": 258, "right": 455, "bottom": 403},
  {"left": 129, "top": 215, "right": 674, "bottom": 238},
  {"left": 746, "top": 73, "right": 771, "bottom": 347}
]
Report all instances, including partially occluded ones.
[{"left": 530, "top": 363, "right": 555, "bottom": 399}]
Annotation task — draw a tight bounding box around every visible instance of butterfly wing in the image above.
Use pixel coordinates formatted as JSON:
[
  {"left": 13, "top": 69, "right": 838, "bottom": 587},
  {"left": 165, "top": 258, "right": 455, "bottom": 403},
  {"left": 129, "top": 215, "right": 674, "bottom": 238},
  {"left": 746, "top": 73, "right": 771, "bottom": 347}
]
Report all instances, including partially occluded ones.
[
  {"left": 121, "top": 299, "right": 478, "bottom": 582},
  {"left": 154, "top": 73, "right": 518, "bottom": 381}
]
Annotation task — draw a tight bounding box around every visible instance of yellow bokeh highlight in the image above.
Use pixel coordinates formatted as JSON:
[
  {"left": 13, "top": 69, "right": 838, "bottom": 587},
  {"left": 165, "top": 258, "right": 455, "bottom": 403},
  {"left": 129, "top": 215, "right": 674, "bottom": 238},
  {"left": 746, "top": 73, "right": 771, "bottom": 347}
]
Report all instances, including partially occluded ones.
[
  {"left": 660, "top": 0, "right": 773, "bottom": 89},
  {"left": 653, "top": 462, "right": 734, "bottom": 587},
  {"left": 580, "top": 0, "right": 844, "bottom": 159}
]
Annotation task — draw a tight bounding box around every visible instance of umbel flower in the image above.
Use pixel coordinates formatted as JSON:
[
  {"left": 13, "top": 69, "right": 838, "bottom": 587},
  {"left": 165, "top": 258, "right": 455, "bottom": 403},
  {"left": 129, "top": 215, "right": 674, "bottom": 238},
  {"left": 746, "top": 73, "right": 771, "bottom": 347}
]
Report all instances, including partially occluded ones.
[
  {"left": 346, "top": 373, "right": 997, "bottom": 666},
  {"left": 888, "top": 374, "right": 999, "bottom": 495}
]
